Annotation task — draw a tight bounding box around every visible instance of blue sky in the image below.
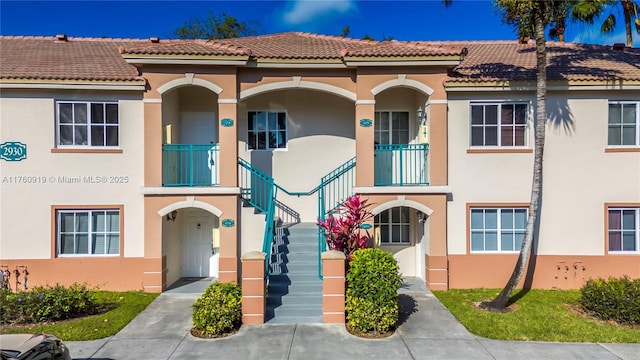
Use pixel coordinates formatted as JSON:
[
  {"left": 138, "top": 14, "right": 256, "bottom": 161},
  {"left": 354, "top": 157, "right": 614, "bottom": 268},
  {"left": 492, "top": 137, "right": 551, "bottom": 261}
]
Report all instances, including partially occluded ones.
[{"left": 1, "top": 0, "right": 638, "bottom": 46}]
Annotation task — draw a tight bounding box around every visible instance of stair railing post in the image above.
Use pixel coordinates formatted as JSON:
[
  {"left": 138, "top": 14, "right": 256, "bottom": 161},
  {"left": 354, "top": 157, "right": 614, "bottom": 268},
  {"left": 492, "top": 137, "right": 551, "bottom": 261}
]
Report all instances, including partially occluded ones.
[
  {"left": 321, "top": 250, "right": 346, "bottom": 323},
  {"left": 241, "top": 251, "right": 267, "bottom": 324}
]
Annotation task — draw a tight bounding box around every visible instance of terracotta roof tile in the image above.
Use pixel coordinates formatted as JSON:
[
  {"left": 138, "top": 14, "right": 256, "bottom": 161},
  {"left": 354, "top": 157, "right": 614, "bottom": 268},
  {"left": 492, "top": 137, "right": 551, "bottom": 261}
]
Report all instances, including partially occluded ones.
[
  {"left": 213, "top": 32, "right": 463, "bottom": 59},
  {"left": 121, "top": 39, "right": 250, "bottom": 56},
  {"left": 0, "top": 36, "right": 144, "bottom": 83},
  {"left": 443, "top": 41, "right": 640, "bottom": 83},
  {"left": 2, "top": 34, "right": 639, "bottom": 85}
]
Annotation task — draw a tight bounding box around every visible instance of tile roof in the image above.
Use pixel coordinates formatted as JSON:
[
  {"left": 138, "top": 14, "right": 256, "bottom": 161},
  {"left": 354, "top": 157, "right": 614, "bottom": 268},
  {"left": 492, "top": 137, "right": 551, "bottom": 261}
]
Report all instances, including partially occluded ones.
[
  {"left": 119, "top": 32, "right": 463, "bottom": 59},
  {"left": 443, "top": 40, "right": 640, "bottom": 83},
  {"left": 121, "top": 40, "right": 250, "bottom": 56},
  {"left": 1, "top": 33, "right": 639, "bottom": 85},
  {"left": 0, "top": 36, "right": 144, "bottom": 83}
]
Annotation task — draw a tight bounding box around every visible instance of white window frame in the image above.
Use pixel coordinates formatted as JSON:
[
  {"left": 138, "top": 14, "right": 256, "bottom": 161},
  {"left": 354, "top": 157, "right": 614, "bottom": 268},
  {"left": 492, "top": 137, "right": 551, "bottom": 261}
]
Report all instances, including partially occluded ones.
[
  {"left": 608, "top": 101, "right": 640, "bottom": 147},
  {"left": 246, "top": 110, "right": 288, "bottom": 151},
  {"left": 375, "top": 110, "right": 411, "bottom": 145},
  {"left": 608, "top": 207, "right": 640, "bottom": 253},
  {"left": 469, "top": 102, "right": 529, "bottom": 148},
  {"left": 375, "top": 207, "right": 412, "bottom": 245},
  {"left": 470, "top": 207, "right": 528, "bottom": 253},
  {"left": 57, "top": 209, "right": 120, "bottom": 257},
  {"left": 56, "top": 101, "right": 119, "bottom": 148}
]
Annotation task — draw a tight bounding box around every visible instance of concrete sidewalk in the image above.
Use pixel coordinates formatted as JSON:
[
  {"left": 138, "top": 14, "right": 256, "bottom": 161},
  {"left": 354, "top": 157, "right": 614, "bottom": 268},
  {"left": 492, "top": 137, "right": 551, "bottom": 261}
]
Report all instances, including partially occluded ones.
[{"left": 66, "top": 279, "right": 640, "bottom": 360}]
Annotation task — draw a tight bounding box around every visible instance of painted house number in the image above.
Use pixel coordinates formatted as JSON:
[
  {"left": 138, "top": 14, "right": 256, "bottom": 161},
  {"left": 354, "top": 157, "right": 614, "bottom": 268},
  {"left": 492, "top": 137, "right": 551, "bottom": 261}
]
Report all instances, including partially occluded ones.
[{"left": 0, "top": 142, "right": 27, "bottom": 161}]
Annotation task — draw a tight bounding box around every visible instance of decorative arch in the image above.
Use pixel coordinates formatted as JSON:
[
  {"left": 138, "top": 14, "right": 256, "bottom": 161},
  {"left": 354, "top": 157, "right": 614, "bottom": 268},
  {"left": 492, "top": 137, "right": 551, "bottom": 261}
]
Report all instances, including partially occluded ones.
[
  {"left": 157, "top": 196, "right": 223, "bottom": 217},
  {"left": 371, "top": 198, "right": 434, "bottom": 217},
  {"left": 370, "top": 74, "right": 435, "bottom": 96},
  {"left": 240, "top": 76, "right": 356, "bottom": 101},
  {"left": 157, "top": 73, "right": 223, "bottom": 95}
]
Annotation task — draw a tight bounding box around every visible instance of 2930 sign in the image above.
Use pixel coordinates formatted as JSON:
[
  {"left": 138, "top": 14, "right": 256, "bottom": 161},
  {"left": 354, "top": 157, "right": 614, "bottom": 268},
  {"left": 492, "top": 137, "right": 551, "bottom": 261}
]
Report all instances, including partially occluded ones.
[{"left": 0, "top": 142, "right": 27, "bottom": 161}]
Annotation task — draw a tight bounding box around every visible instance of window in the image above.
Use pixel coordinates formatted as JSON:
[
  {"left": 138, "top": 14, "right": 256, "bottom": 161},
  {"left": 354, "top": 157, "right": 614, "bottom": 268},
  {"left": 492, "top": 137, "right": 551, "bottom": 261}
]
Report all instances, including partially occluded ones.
[
  {"left": 375, "top": 111, "right": 410, "bottom": 144},
  {"left": 608, "top": 208, "right": 639, "bottom": 252},
  {"left": 470, "top": 103, "right": 528, "bottom": 147},
  {"left": 375, "top": 207, "right": 411, "bottom": 244},
  {"left": 470, "top": 208, "right": 527, "bottom": 252},
  {"left": 57, "top": 102, "right": 119, "bottom": 147},
  {"left": 57, "top": 209, "right": 120, "bottom": 256},
  {"left": 608, "top": 102, "right": 639, "bottom": 146},
  {"left": 247, "top": 111, "right": 287, "bottom": 150}
]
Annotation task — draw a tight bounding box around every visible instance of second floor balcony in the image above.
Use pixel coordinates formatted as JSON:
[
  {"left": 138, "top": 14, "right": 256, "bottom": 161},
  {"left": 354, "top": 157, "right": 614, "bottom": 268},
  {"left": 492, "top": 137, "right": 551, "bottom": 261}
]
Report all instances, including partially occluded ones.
[
  {"left": 162, "top": 144, "right": 219, "bottom": 186},
  {"left": 374, "top": 143, "right": 429, "bottom": 186}
]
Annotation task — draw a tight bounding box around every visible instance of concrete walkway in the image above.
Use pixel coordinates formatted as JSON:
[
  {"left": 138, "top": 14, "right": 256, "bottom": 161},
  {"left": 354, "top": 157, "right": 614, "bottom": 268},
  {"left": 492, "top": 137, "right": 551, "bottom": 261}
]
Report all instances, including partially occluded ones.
[{"left": 66, "top": 279, "right": 640, "bottom": 360}]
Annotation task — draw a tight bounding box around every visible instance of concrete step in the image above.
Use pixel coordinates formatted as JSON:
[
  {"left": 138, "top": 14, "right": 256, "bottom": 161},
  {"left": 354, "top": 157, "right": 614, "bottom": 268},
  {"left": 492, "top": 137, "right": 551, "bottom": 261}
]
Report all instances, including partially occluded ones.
[
  {"left": 266, "top": 294, "right": 322, "bottom": 307},
  {"left": 272, "top": 306, "right": 322, "bottom": 318},
  {"left": 268, "top": 283, "right": 322, "bottom": 295},
  {"left": 269, "top": 274, "right": 320, "bottom": 284},
  {"left": 265, "top": 315, "right": 323, "bottom": 324}
]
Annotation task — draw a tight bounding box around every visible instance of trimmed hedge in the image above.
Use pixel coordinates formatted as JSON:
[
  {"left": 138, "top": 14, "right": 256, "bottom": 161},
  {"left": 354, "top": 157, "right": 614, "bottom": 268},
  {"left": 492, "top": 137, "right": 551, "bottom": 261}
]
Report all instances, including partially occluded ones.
[
  {"left": 345, "top": 248, "right": 403, "bottom": 333},
  {"left": 580, "top": 276, "right": 640, "bottom": 325},
  {"left": 192, "top": 282, "right": 242, "bottom": 336},
  {"left": 0, "top": 284, "right": 99, "bottom": 325}
]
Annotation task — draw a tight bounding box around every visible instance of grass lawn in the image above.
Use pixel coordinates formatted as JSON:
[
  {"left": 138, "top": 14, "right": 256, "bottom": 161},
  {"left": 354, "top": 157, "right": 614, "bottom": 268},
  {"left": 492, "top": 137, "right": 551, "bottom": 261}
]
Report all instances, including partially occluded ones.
[
  {"left": 432, "top": 289, "right": 640, "bottom": 343},
  {"left": 1, "top": 291, "right": 159, "bottom": 341}
]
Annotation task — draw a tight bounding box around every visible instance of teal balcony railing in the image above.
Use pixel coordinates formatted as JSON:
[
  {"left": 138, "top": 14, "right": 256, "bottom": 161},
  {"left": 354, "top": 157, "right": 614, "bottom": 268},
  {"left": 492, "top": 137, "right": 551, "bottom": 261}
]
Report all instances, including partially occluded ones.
[
  {"left": 162, "top": 144, "right": 219, "bottom": 186},
  {"left": 374, "top": 143, "right": 429, "bottom": 186}
]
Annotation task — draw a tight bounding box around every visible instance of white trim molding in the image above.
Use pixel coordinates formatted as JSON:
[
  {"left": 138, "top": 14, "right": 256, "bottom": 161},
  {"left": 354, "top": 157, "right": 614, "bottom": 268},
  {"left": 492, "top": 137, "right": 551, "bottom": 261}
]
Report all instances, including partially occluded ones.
[
  {"left": 0, "top": 82, "right": 145, "bottom": 91},
  {"left": 218, "top": 98, "right": 238, "bottom": 104},
  {"left": 355, "top": 100, "right": 376, "bottom": 105},
  {"left": 354, "top": 186, "right": 451, "bottom": 195},
  {"left": 141, "top": 187, "right": 241, "bottom": 195},
  {"left": 157, "top": 196, "right": 223, "bottom": 217},
  {"left": 157, "top": 73, "right": 223, "bottom": 95},
  {"left": 240, "top": 77, "right": 357, "bottom": 101},
  {"left": 370, "top": 197, "right": 434, "bottom": 217},
  {"left": 142, "top": 98, "right": 162, "bottom": 103},
  {"left": 371, "top": 74, "right": 435, "bottom": 96}
]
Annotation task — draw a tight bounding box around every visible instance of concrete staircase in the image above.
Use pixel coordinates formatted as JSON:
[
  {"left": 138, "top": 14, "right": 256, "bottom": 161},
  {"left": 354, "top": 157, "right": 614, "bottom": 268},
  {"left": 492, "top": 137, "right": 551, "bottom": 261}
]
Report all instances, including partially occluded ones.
[{"left": 266, "top": 222, "right": 323, "bottom": 323}]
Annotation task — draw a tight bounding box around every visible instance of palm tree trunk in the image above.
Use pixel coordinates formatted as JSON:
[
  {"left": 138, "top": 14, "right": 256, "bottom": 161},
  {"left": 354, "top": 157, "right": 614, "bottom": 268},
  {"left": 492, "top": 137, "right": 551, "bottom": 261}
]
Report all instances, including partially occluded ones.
[
  {"left": 622, "top": 0, "right": 634, "bottom": 47},
  {"left": 481, "top": 4, "right": 547, "bottom": 312}
]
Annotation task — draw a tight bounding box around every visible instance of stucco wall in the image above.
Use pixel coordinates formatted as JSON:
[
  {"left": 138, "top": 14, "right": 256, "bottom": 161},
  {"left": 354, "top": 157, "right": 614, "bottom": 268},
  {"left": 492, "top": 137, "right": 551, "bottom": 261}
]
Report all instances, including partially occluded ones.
[
  {"left": 0, "top": 90, "right": 145, "bottom": 259},
  {"left": 447, "top": 90, "right": 640, "bottom": 257},
  {"left": 238, "top": 89, "right": 356, "bottom": 222}
]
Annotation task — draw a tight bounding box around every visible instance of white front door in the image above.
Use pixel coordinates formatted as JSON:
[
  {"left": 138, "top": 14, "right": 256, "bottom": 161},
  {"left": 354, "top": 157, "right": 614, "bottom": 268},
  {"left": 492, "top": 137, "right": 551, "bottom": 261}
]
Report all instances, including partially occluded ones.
[{"left": 181, "top": 209, "right": 214, "bottom": 277}]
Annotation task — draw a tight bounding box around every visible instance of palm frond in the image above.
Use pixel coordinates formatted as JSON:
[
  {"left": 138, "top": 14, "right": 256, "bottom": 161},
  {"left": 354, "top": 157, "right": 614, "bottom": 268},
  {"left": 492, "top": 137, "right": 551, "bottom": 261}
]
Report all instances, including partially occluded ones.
[{"left": 601, "top": 13, "right": 617, "bottom": 33}]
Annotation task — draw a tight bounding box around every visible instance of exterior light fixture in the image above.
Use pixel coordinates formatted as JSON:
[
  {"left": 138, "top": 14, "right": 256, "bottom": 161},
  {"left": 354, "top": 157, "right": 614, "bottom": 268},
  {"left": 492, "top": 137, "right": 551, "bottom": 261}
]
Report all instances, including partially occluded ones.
[
  {"left": 167, "top": 210, "right": 178, "bottom": 222},
  {"left": 417, "top": 106, "right": 427, "bottom": 125}
]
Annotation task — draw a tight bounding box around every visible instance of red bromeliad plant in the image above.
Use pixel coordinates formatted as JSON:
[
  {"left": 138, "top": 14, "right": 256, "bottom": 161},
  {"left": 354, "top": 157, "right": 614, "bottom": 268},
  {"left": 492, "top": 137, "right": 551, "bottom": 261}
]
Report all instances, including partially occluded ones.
[{"left": 317, "top": 195, "right": 373, "bottom": 260}]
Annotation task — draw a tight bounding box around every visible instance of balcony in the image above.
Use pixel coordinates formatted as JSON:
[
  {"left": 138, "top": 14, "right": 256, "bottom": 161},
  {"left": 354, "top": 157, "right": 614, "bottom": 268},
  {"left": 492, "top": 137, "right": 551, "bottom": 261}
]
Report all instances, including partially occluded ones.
[
  {"left": 162, "top": 144, "right": 219, "bottom": 186},
  {"left": 374, "top": 143, "right": 429, "bottom": 186}
]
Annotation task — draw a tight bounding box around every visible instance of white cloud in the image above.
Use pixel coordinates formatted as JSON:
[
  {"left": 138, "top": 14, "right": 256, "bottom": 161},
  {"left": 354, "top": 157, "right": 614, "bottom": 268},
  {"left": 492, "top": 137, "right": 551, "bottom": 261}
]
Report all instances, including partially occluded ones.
[{"left": 282, "top": 0, "right": 355, "bottom": 25}]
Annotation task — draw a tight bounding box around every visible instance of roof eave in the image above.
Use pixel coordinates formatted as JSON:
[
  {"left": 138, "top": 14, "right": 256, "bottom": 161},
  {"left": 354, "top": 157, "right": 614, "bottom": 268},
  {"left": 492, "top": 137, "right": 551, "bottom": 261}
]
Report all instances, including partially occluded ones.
[
  {"left": 445, "top": 79, "right": 640, "bottom": 91},
  {"left": 122, "top": 54, "right": 249, "bottom": 66},
  {"left": 343, "top": 55, "right": 461, "bottom": 67},
  {"left": 0, "top": 78, "right": 146, "bottom": 91}
]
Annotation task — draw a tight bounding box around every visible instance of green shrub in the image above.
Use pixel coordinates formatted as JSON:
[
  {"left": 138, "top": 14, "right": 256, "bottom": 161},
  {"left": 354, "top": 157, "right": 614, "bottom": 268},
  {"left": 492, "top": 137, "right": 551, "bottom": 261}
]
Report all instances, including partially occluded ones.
[
  {"left": 345, "top": 248, "right": 403, "bottom": 333},
  {"left": 580, "top": 276, "right": 640, "bottom": 325},
  {"left": 0, "top": 284, "right": 98, "bottom": 325},
  {"left": 192, "top": 282, "right": 242, "bottom": 336}
]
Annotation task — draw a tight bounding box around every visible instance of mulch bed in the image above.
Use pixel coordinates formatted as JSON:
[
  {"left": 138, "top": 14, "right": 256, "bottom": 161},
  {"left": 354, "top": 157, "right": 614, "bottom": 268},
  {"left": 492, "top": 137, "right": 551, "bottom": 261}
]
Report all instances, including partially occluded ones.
[
  {"left": 190, "top": 326, "right": 240, "bottom": 339},
  {"left": 345, "top": 323, "right": 395, "bottom": 339}
]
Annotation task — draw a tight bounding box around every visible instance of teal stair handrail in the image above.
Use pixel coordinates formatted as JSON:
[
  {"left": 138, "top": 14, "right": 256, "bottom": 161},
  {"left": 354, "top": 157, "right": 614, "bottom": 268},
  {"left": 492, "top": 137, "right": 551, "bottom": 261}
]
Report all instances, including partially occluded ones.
[
  {"left": 317, "top": 157, "right": 356, "bottom": 278},
  {"left": 238, "top": 158, "right": 277, "bottom": 278},
  {"left": 238, "top": 157, "right": 356, "bottom": 280}
]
